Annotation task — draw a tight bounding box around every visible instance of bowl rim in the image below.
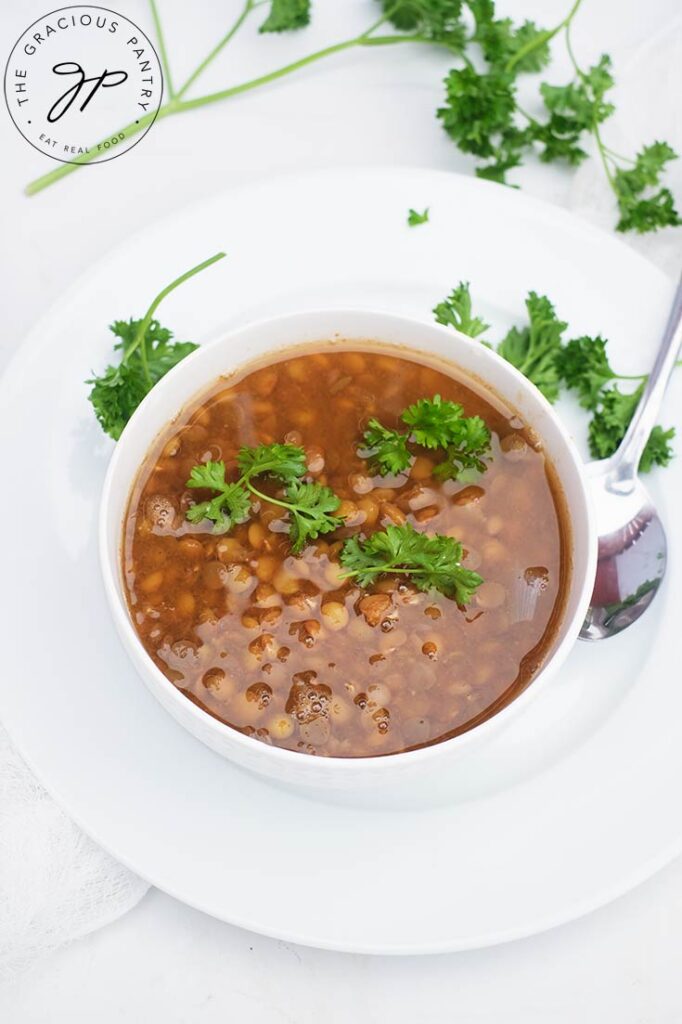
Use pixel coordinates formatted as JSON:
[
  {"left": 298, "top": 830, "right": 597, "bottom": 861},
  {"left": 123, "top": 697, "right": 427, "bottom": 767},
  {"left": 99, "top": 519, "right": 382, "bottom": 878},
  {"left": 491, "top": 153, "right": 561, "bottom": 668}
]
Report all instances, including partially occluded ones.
[{"left": 99, "top": 307, "right": 597, "bottom": 775}]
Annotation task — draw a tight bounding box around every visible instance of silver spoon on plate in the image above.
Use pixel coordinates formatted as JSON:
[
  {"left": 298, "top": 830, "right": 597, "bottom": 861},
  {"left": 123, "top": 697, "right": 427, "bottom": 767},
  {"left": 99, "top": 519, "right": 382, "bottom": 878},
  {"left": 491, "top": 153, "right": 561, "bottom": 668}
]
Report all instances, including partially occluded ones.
[{"left": 580, "top": 274, "right": 682, "bottom": 640}]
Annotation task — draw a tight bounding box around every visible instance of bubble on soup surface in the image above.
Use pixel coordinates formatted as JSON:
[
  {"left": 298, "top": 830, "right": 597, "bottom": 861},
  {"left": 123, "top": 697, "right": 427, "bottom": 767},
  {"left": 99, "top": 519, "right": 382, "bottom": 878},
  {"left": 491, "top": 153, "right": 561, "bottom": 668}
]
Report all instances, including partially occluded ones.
[
  {"left": 246, "top": 682, "right": 273, "bottom": 710},
  {"left": 145, "top": 494, "right": 176, "bottom": 530},
  {"left": 285, "top": 674, "right": 332, "bottom": 724},
  {"left": 170, "top": 639, "right": 199, "bottom": 663}
]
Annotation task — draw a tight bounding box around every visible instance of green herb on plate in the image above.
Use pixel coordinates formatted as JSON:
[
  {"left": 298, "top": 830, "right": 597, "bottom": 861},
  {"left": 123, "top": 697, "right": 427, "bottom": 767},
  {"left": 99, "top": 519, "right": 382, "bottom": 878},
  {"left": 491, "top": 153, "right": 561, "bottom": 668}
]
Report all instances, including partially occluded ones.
[
  {"left": 407, "top": 207, "right": 429, "bottom": 226},
  {"left": 87, "top": 252, "right": 225, "bottom": 440},
  {"left": 496, "top": 292, "right": 566, "bottom": 403},
  {"left": 435, "top": 280, "right": 678, "bottom": 471},
  {"left": 434, "top": 281, "right": 491, "bottom": 339},
  {"left": 588, "top": 386, "right": 675, "bottom": 471}
]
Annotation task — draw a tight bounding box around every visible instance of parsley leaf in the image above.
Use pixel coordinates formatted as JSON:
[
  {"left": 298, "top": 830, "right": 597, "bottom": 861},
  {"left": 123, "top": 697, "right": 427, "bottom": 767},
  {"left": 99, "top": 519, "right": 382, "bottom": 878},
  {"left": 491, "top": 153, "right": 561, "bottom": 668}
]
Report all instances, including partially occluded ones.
[
  {"left": 88, "top": 320, "right": 198, "bottom": 441},
  {"left": 186, "top": 461, "right": 252, "bottom": 533},
  {"left": 361, "top": 419, "right": 412, "bottom": 476},
  {"left": 87, "top": 360, "right": 149, "bottom": 443},
  {"left": 86, "top": 253, "right": 225, "bottom": 440},
  {"left": 259, "top": 0, "right": 311, "bottom": 33},
  {"left": 379, "top": 0, "right": 467, "bottom": 51},
  {"left": 438, "top": 66, "right": 517, "bottom": 161},
  {"left": 407, "top": 207, "right": 429, "bottom": 226},
  {"left": 613, "top": 143, "right": 682, "bottom": 234},
  {"left": 283, "top": 480, "right": 345, "bottom": 552},
  {"left": 433, "top": 415, "right": 491, "bottom": 479},
  {"left": 340, "top": 522, "right": 483, "bottom": 603},
  {"left": 534, "top": 56, "right": 614, "bottom": 167},
  {"left": 433, "top": 281, "right": 490, "bottom": 338},
  {"left": 588, "top": 385, "right": 675, "bottom": 471},
  {"left": 469, "top": 0, "right": 550, "bottom": 74},
  {"left": 237, "top": 443, "right": 307, "bottom": 483},
  {"left": 362, "top": 397, "right": 491, "bottom": 479},
  {"left": 402, "top": 394, "right": 466, "bottom": 449},
  {"left": 639, "top": 426, "right": 677, "bottom": 473},
  {"left": 496, "top": 291, "right": 566, "bottom": 402},
  {"left": 556, "top": 335, "right": 617, "bottom": 410}
]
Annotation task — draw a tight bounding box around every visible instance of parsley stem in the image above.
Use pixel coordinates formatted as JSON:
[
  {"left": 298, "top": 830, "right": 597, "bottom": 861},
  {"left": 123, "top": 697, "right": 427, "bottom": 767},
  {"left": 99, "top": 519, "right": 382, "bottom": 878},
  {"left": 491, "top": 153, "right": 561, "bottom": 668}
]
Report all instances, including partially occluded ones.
[
  {"left": 341, "top": 566, "right": 415, "bottom": 579},
  {"left": 148, "top": 0, "right": 176, "bottom": 99},
  {"left": 564, "top": 21, "right": 621, "bottom": 200},
  {"left": 245, "top": 481, "right": 296, "bottom": 513},
  {"left": 173, "top": 34, "right": 372, "bottom": 113},
  {"left": 24, "top": 105, "right": 171, "bottom": 195},
  {"left": 175, "top": 0, "right": 256, "bottom": 100},
  {"left": 505, "top": 0, "right": 584, "bottom": 74},
  {"left": 124, "top": 252, "right": 226, "bottom": 385},
  {"left": 24, "top": 16, "right": 431, "bottom": 196}
]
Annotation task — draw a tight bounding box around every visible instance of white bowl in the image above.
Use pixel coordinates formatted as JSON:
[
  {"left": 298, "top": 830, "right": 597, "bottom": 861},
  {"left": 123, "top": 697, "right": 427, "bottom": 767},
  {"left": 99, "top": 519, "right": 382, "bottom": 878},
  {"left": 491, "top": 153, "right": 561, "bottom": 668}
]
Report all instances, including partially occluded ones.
[{"left": 100, "top": 309, "right": 596, "bottom": 796}]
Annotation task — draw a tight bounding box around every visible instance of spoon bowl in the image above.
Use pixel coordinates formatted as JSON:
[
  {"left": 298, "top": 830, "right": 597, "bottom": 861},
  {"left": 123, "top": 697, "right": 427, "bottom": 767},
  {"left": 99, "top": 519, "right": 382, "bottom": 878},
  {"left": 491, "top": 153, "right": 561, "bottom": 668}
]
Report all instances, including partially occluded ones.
[{"left": 580, "top": 460, "right": 666, "bottom": 640}]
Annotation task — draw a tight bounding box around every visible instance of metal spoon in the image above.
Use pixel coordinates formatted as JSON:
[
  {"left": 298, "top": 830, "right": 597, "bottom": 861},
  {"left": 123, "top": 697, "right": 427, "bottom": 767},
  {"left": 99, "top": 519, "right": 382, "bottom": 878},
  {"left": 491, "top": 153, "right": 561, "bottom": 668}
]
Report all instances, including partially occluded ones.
[{"left": 580, "top": 274, "right": 682, "bottom": 641}]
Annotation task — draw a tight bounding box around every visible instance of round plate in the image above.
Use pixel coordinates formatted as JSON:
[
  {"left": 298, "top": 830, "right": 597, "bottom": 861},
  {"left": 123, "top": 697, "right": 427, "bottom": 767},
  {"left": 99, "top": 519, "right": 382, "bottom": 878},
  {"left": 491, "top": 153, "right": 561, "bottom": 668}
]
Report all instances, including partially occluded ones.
[{"left": 0, "top": 168, "right": 679, "bottom": 954}]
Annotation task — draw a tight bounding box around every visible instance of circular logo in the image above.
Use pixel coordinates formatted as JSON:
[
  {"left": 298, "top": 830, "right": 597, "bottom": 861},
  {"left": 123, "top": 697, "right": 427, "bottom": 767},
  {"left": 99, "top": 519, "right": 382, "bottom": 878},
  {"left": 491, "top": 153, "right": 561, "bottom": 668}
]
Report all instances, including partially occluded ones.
[{"left": 4, "top": 5, "right": 163, "bottom": 165}]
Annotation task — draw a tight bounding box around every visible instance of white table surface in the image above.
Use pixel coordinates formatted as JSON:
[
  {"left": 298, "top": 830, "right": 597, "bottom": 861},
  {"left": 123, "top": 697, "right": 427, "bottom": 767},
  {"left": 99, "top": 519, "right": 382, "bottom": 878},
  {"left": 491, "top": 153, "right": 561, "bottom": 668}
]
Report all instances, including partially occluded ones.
[{"left": 1, "top": 0, "right": 681, "bottom": 1019}]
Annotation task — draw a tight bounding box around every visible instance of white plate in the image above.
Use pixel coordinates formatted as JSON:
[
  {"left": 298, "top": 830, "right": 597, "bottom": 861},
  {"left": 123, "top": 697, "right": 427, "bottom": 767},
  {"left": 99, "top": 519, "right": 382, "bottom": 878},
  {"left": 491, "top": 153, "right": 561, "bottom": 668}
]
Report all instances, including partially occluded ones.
[{"left": 0, "top": 168, "right": 679, "bottom": 955}]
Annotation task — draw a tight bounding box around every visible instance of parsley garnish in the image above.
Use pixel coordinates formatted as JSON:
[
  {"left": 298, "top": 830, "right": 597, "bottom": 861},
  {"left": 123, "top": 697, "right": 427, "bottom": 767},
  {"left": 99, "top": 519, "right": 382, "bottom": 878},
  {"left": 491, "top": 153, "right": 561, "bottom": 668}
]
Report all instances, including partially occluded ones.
[
  {"left": 407, "top": 207, "right": 429, "bottom": 226},
  {"left": 361, "top": 419, "right": 412, "bottom": 476},
  {"left": 361, "top": 396, "right": 491, "bottom": 479},
  {"left": 340, "top": 522, "right": 482, "bottom": 604},
  {"left": 186, "top": 464, "right": 252, "bottom": 534},
  {"left": 436, "top": 4, "right": 680, "bottom": 232},
  {"left": 403, "top": 395, "right": 474, "bottom": 449},
  {"left": 432, "top": 415, "right": 492, "bottom": 479},
  {"left": 435, "top": 280, "right": 678, "bottom": 472},
  {"left": 588, "top": 386, "right": 675, "bottom": 472},
  {"left": 185, "top": 445, "right": 343, "bottom": 553},
  {"left": 237, "top": 442, "right": 307, "bottom": 482},
  {"left": 613, "top": 143, "right": 682, "bottom": 234},
  {"left": 555, "top": 335, "right": 619, "bottom": 410},
  {"left": 87, "top": 253, "right": 225, "bottom": 440},
  {"left": 496, "top": 292, "right": 566, "bottom": 403},
  {"left": 434, "top": 281, "right": 491, "bottom": 339},
  {"left": 259, "top": 0, "right": 311, "bottom": 33}
]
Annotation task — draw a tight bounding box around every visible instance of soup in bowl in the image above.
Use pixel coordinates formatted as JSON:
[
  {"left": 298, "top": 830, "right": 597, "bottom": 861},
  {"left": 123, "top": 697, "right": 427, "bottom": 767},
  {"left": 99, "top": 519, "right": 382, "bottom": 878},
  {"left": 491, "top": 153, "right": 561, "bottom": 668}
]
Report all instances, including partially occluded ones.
[{"left": 100, "top": 310, "right": 596, "bottom": 791}]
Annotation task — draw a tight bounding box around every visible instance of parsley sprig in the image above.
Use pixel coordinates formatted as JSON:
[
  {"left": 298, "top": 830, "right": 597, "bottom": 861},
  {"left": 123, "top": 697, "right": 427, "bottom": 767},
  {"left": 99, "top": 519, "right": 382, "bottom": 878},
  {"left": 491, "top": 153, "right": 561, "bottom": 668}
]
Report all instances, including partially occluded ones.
[
  {"left": 361, "top": 395, "right": 491, "bottom": 479},
  {"left": 436, "top": 4, "right": 680, "bottom": 232},
  {"left": 340, "top": 522, "right": 482, "bottom": 604},
  {"left": 87, "top": 253, "right": 225, "bottom": 440},
  {"left": 26, "top": 1, "right": 680, "bottom": 235},
  {"left": 185, "top": 444, "right": 343, "bottom": 552},
  {"left": 436, "top": 281, "right": 679, "bottom": 471}
]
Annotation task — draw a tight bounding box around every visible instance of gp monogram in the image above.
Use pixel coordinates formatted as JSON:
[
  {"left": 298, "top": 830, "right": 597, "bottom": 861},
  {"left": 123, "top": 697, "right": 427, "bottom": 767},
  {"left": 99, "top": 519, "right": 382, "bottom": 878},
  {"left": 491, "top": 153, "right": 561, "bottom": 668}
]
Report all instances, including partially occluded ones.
[{"left": 4, "top": 5, "right": 163, "bottom": 164}]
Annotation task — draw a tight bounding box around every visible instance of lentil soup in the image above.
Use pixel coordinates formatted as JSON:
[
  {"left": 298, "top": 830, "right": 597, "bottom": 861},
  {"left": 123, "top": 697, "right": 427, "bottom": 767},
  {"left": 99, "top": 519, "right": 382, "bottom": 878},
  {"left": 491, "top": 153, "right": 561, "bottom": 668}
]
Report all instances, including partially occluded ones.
[{"left": 123, "top": 344, "right": 569, "bottom": 757}]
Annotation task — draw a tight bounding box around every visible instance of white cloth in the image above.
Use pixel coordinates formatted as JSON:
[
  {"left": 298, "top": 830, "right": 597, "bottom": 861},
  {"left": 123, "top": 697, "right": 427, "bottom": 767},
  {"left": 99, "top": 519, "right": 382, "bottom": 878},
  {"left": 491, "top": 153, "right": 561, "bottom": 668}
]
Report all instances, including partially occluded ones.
[
  {"left": 0, "top": 10, "right": 679, "bottom": 984},
  {"left": 0, "top": 725, "right": 148, "bottom": 980}
]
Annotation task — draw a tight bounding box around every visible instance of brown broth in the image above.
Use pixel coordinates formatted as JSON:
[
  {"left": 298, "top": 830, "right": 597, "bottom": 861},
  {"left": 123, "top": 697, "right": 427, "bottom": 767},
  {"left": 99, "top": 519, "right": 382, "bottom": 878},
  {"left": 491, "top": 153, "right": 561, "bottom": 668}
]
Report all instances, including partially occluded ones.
[{"left": 123, "top": 344, "right": 569, "bottom": 757}]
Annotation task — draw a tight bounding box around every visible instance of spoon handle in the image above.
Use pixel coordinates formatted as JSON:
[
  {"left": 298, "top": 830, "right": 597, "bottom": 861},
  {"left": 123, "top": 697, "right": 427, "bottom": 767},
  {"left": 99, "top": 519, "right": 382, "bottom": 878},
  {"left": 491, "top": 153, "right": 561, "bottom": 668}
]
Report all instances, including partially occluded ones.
[{"left": 611, "top": 273, "right": 682, "bottom": 484}]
